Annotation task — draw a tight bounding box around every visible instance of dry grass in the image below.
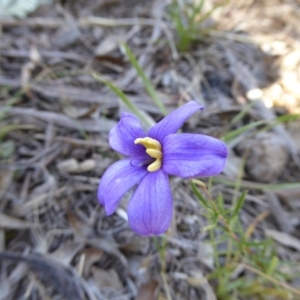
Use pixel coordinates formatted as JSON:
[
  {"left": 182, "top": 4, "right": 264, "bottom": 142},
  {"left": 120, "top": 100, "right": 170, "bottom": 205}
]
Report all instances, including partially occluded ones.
[{"left": 0, "top": 0, "right": 300, "bottom": 299}]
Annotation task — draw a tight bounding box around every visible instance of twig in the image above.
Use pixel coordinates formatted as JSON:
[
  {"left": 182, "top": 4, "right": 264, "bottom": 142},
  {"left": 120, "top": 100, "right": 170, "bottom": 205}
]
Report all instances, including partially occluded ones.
[
  {"left": 0, "top": 18, "right": 65, "bottom": 28},
  {"left": 80, "top": 17, "right": 164, "bottom": 27},
  {"left": 0, "top": 107, "right": 116, "bottom": 133},
  {"left": 240, "top": 263, "right": 300, "bottom": 296},
  {"left": 34, "top": 134, "right": 110, "bottom": 148},
  {"left": 0, "top": 49, "right": 87, "bottom": 63},
  {"left": 161, "top": 271, "right": 172, "bottom": 300}
]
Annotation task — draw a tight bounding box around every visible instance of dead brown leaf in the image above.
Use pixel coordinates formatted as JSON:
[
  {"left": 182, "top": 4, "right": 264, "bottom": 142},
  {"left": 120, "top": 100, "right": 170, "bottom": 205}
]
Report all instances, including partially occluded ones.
[
  {"left": 0, "top": 213, "right": 38, "bottom": 229},
  {"left": 91, "top": 267, "right": 123, "bottom": 290},
  {"left": 51, "top": 240, "right": 85, "bottom": 266},
  {"left": 82, "top": 248, "right": 104, "bottom": 278},
  {"left": 136, "top": 280, "right": 159, "bottom": 300}
]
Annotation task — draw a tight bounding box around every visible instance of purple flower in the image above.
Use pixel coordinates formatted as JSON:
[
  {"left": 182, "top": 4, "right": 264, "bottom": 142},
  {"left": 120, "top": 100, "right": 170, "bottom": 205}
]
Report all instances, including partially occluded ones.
[{"left": 98, "top": 101, "right": 228, "bottom": 236}]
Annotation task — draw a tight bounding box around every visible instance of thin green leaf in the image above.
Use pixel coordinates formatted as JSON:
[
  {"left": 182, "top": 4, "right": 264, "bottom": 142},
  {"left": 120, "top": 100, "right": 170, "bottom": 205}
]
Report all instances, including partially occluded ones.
[
  {"left": 266, "top": 256, "right": 279, "bottom": 276},
  {"left": 231, "top": 155, "right": 246, "bottom": 208},
  {"left": 202, "top": 222, "right": 218, "bottom": 232},
  {"left": 224, "top": 114, "right": 300, "bottom": 143},
  {"left": 229, "top": 101, "right": 257, "bottom": 127},
  {"left": 191, "top": 182, "right": 209, "bottom": 208},
  {"left": 260, "top": 113, "right": 300, "bottom": 132},
  {"left": 223, "top": 120, "right": 267, "bottom": 143},
  {"left": 121, "top": 43, "right": 167, "bottom": 115},
  {"left": 224, "top": 278, "right": 247, "bottom": 293},
  {"left": 93, "top": 73, "right": 153, "bottom": 127},
  {"left": 190, "top": 0, "right": 205, "bottom": 22},
  {"left": 230, "top": 191, "right": 247, "bottom": 220},
  {"left": 217, "top": 192, "right": 224, "bottom": 211}
]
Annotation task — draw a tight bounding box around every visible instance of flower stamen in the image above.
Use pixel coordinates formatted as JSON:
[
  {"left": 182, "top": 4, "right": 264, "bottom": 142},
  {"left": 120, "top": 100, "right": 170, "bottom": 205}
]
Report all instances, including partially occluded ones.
[
  {"left": 148, "top": 159, "right": 162, "bottom": 172},
  {"left": 134, "top": 137, "right": 162, "bottom": 172},
  {"left": 146, "top": 149, "right": 162, "bottom": 159},
  {"left": 134, "top": 137, "right": 161, "bottom": 150}
]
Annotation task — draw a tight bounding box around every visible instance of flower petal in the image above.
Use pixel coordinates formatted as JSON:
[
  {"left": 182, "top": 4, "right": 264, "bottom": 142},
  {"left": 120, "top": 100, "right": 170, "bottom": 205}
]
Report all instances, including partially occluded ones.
[
  {"left": 162, "top": 133, "right": 228, "bottom": 178},
  {"left": 148, "top": 101, "right": 203, "bottom": 142},
  {"left": 127, "top": 170, "right": 172, "bottom": 236},
  {"left": 98, "top": 159, "right": 148, "bottom": 215},
  {"left": 109, "top": 112, "right": 147, "bottom": 157}
]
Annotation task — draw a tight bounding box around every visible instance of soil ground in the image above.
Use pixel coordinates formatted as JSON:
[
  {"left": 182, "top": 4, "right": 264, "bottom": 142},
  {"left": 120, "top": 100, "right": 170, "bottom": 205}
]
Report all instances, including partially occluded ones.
[{"left": 0, "top": 1, "right": 300, "bottom": 299}]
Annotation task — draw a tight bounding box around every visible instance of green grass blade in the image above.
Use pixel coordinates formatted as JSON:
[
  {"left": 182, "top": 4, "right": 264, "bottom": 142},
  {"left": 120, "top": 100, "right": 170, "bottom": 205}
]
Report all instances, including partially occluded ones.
[
  {"left": 230, "top": 190, "right": 247, "bottom": 220},
  {"left": 223, "top": 120, "right": 267, "bottom": 143},
  {"left": 195, "top": 0, "right": 230, "bottom": 25},
  {"left": 266, "top": 256, "right": 279, "bottom": 276},
  {"left": 217, "top": 192, "right": 224, "bottom": 212},
  {"left": 190, "top": 0, "right": 205, "bottom": 23},
  {"left": 202, "top": 221, "right": 218, "bottom": 232},
  {"left": 224, "top": 114, "right": 300, "bottom": 143},
  {"left": 93, "top": 73, "right": 153, "bottom": 128},
  {"left": 191, "top": 182, "right": 209, "bottom": 208},
  {"left": 121, "top": 42, "right": 167, "bottom": 115},
  {"left": 229, "top": 101, "right": 257, "bottom": 127},
  {"left": 261, "top": 113, "right": 300, "bottom": 132}
]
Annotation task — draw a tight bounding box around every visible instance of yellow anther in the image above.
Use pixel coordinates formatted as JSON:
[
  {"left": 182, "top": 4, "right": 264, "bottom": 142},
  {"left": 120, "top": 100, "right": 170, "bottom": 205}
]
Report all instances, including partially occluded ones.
[
  {"left": 134, "top": 137, "right": 163, "bottom": 172},
  {"left": 146, "top": 149, "right": 162, "bottom": 159},
  {"left": 147, "top": 159, "right": 162, "bottom": 172},
  {"left": 134, "top": 137, "right": 161, "bottom": 150}
]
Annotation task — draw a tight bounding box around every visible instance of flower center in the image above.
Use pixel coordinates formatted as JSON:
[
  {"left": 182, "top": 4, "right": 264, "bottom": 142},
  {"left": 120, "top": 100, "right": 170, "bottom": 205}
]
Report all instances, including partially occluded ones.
[{"left": 134, "top": 137, "right": 162, "bottom": 172}]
